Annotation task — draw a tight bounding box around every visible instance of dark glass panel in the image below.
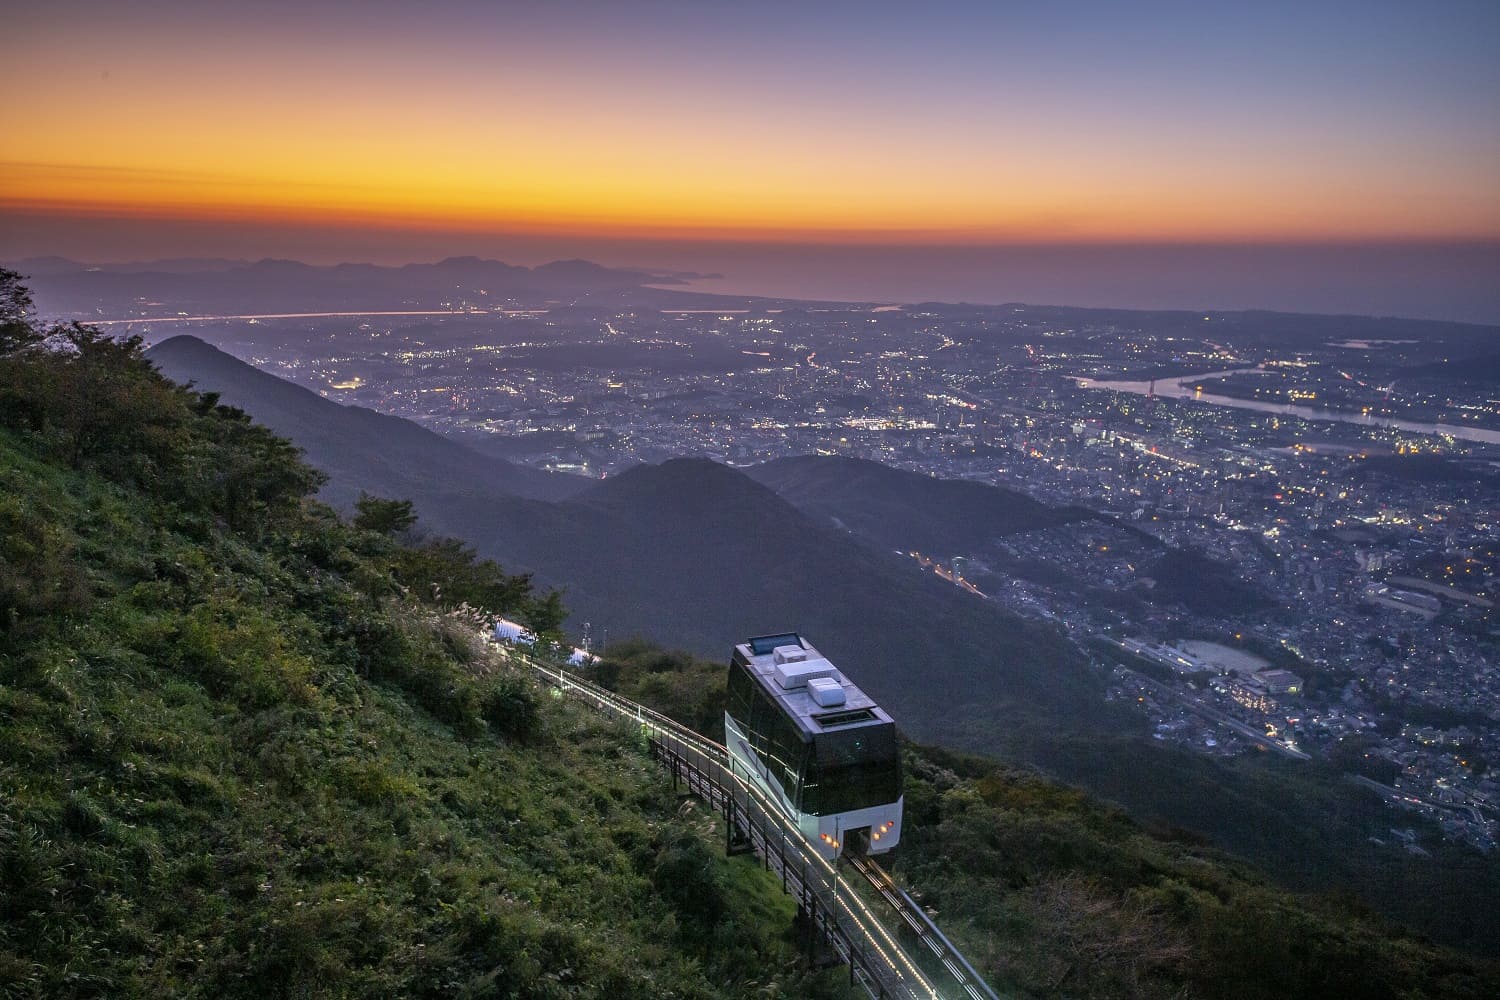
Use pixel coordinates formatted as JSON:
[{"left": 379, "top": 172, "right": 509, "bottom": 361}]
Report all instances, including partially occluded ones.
[
  {"left": 803, "top": 724, "right": 901, "bottom": 816},
  {"left": 749, "top": 633, "right": 803, "bottom": 656}
]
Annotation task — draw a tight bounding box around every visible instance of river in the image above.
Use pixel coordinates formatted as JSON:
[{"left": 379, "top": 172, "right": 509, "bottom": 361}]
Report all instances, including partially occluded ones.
[{"left": 1076, "top": 369, "right": 1500, "bottom": 446}]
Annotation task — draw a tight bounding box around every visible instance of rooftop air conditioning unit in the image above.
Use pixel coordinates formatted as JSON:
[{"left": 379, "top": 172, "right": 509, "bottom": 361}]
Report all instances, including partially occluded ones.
[
  {"left": 774, "top": 656, "right": 838, "bottom": 690},
  {"left": 807, "top": 676, "right": 847, "bottom": 708},
  {"left": 773, "top": 645, "right": 810, "bottom": 665}
]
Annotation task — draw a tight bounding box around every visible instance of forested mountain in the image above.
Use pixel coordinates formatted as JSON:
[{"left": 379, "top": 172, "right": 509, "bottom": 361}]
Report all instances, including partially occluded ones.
[
  {"left": 139, "top": 317, "right": 1500, "bottom": 955},
  {"left": 3, "top": 270, "right": 1499, "bottom": 996}
]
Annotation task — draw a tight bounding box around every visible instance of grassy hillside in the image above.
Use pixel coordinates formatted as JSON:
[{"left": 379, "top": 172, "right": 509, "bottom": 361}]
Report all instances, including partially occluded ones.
[{"left": 0, "top": 309, "right": 852, "bottom": 998}]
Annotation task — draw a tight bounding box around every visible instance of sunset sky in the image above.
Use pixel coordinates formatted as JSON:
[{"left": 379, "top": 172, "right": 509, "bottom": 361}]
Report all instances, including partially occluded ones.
[{"left": 4, "top": 1, "right": 1498, "bottom": 317}]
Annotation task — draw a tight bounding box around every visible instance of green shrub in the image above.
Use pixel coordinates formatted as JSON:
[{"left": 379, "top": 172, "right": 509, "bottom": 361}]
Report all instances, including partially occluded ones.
[{"left": 480, "top": 674, "right": 540, "bottom": 743}]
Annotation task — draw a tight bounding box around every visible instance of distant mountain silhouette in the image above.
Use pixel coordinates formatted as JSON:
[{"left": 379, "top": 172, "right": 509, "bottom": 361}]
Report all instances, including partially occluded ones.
[
  {"left": 7, "top": 256, "right": 94, "bottom": 276},
  {"left": 1402, "top": 352, "right": 1500, "bottom": 382},
  {"left": 745, "top": 454, "right": 1084, "bottom": 555},
  {"left": 9, "top": 255, "right": 250, "bottom": 274},
  {"left": 20, "top": 255, "right": 784, "bottom": 318},
  {"left": 146, "top": 336, "right": 588, "bottom": 514}
]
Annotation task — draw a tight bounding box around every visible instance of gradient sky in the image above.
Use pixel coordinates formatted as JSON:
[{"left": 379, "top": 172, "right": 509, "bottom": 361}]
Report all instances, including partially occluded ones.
[{"left": 4, "top": 1, "right": 1499, "bottom": 318}]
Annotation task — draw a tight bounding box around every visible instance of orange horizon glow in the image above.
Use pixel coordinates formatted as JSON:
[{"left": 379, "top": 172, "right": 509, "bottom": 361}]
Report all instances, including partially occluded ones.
[{"left": 5, "top": 159, "right": 1497, "bottom": 247}]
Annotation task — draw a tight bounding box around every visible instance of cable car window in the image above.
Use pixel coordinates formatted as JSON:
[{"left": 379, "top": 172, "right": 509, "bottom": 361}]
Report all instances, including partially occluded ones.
[
  {"left": 735, "top": 664, "right": 810, "bottom": 803},
  {"left": 727, "top": 661, "right": 755, "bottom": 723},
  {"left": 749, "top": 634, "right": 803, "bottom": 656},
  {"left": 804, "top": 725, "right": 901, "bottom": 816}
]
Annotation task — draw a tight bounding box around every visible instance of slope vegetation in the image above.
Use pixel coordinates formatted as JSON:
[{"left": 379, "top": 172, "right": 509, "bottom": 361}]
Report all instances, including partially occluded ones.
[{"left": 0, "top": 310, "right": 851, "bottom": 998}]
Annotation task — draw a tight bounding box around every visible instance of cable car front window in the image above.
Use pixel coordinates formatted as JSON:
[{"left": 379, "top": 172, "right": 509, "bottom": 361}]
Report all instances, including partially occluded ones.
[{"left": 804, "top": 725, "right": 901, "bottom": 816}]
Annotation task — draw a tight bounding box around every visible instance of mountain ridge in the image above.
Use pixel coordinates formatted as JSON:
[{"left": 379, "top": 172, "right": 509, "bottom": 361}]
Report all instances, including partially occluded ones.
[
  {"left": 15, "top": 255, "right": 793, "bottom": 318},
  {"left": 744, "top": 453, "right": 1085, "bottom": 555},
  {"left": 146, "top": 335, "right": 589, "bottom": 512}
]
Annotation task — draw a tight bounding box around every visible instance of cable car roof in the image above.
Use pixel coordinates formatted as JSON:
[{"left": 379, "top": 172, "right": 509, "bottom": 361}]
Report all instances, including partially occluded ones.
[{"left": 735, "top": 634, "right": 893, "bottom": 737}]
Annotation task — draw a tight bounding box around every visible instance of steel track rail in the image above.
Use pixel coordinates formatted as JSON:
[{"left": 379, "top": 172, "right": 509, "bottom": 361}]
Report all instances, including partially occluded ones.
[{"left": 847, "top": 855, "right": 1003, "bottom": 1000}]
